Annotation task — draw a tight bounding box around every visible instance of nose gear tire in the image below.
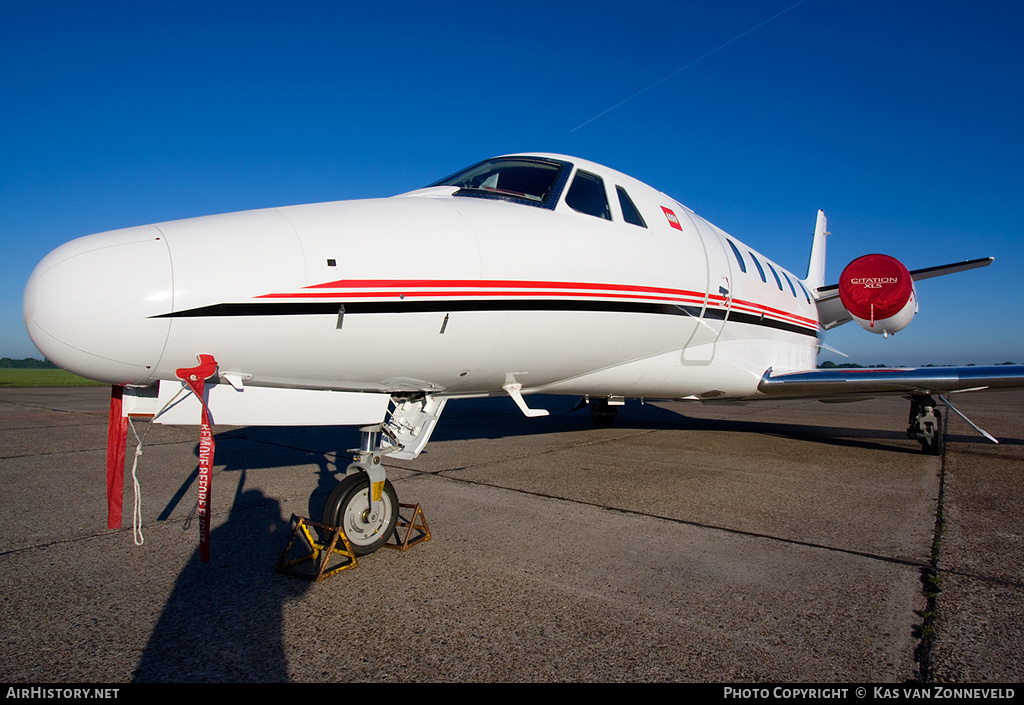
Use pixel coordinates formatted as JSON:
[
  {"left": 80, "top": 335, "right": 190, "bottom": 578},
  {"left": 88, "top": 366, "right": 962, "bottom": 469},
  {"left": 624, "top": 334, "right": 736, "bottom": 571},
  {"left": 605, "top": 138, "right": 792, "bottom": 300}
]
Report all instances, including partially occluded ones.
[{"left": 321, "top": 473, "right": 398, "bottom": 555}]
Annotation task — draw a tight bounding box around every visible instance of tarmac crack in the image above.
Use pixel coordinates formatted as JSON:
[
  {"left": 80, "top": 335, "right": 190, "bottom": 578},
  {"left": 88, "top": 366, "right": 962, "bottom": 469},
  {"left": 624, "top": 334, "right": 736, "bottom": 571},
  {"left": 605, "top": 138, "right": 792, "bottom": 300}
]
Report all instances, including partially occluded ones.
[
  {"left": 912, "top": 414, "right": 947, "bottom": 683},
  {"left": 0, "top": 399, "right": 105, "bottom": 416},
  {"left": 0, "top": 529, "right": 130, "bottom": 557},
  {"left": 424, "top": 429, "right": 933, "bottom": 571},
  {"left": 418, "top": 427, "right": 663, "bottom": 474},
  {"left": 1, "top": 438, "right": 190, "bottom": 460}
]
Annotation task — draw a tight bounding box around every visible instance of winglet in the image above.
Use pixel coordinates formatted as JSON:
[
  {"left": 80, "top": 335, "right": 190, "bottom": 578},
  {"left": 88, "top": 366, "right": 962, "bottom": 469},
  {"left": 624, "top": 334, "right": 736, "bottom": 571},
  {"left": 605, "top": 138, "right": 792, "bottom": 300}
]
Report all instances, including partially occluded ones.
[{"left": 805, "top": 210, "right": 828, "bottom": 293}]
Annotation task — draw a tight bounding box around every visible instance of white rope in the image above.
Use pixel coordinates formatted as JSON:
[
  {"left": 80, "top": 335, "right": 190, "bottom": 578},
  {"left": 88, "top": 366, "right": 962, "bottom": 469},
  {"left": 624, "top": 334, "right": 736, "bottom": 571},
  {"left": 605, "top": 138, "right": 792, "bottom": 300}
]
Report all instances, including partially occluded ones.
[
  {"left": 127, "top": 385, "right": 189, "bottom": 547},
  {"left": 128, "top": 418, "right": 145, "bottom": 546}
]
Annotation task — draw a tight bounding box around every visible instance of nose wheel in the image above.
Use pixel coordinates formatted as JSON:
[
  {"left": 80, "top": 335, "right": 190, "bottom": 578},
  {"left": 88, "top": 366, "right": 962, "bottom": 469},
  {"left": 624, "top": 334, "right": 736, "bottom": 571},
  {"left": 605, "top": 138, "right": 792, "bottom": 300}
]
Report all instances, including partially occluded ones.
[{"left": 322, "top": 472, "right": 398, "bottom": 555}]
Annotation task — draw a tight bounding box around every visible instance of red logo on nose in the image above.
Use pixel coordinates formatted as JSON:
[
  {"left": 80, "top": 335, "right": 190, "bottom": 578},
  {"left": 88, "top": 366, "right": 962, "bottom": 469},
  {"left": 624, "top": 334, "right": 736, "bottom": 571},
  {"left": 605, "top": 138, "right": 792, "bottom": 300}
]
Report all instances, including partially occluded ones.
[{"left": 662, "top": 206, "right": 682, "bottom": 231}]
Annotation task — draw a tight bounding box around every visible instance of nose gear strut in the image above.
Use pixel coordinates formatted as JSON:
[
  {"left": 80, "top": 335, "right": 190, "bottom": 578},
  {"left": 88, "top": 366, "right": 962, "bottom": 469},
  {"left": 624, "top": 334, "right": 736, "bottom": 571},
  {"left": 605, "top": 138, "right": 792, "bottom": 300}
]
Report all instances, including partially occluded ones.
[{"left": 320, "top": 394, "right": 446, "bottom": 555}]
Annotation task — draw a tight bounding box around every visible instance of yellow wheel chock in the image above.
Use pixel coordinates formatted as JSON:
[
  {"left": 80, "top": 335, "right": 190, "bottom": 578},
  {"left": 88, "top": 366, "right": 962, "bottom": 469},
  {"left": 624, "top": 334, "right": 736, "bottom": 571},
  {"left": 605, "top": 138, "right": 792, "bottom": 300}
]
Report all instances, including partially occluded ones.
[
  {"left": 277, "top": 503, "right": 430, "bottom": 581},
  {"left": 384, "top": 502, "right": 431, "bottom": 551},
  {"left": 276, "top": 516, "right": 357, "bottom": 581}
]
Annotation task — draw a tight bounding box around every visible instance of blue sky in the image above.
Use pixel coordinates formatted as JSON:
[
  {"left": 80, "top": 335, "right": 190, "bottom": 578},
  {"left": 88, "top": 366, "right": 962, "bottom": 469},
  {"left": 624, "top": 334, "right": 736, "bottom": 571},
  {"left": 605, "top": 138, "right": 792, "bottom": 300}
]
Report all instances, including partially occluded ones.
[{"left": 3, "top": 0, "right": 1022, "bottom": 366}]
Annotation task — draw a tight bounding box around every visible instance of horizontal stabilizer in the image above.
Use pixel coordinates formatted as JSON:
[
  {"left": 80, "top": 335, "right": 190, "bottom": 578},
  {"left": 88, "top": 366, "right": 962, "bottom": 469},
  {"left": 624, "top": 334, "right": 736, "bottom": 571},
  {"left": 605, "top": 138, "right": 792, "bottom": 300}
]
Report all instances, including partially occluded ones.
[
  {"left": 817, "top": 257, "right": 993, "bottom": 294},
  {"left": 815, "top": 257, "right": 993, "bottom": 329},
  {"left": 905, "top": 256, "right": 993, "bottom": 282}
]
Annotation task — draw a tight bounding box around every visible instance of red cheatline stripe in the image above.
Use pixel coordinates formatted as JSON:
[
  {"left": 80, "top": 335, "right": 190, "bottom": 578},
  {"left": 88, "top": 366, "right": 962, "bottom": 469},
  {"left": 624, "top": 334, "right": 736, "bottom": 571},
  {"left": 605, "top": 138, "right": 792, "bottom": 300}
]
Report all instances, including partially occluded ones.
[
  {"left": 302, "top": 278, "right": 702, "bottom": 297},
  {"left": 258, "top": 289, "right": 706, "bottom": 305},
  {"left": 674, "top": 291, "right": 817, "bottom": 328},
  {"left": 256, "top": 278, "right": 820, "bottom": 330},
  {"left": 729, "top": 299, "right": 818, "bottom": 328}
]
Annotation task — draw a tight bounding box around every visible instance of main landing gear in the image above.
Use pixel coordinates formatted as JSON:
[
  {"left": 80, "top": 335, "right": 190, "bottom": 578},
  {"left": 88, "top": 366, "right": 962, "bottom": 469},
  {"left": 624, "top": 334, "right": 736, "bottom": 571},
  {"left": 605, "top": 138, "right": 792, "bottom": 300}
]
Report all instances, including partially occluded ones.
[
  {"left": 908, "top": 395, "right": 944, "bottom": 456},
  {"left": 589, "top": 397, "right": 622, "bottom": 428},
  {"left": 907, "top": 393, "right": 1000, "bottom": 455}
]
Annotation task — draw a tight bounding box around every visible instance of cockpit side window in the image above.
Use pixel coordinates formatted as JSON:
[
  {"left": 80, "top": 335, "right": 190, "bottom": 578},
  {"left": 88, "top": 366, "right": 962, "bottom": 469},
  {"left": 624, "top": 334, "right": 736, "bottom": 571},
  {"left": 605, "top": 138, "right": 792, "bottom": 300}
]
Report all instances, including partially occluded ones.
[
  {"left": 566, "top": 170, "right": 611, "bottom": 220},
  {"left": 432, "top": 157, "right": 570, "bottom": 209},
  {"left": 616, "top": 186, "right": 647, "bottom": 228}
]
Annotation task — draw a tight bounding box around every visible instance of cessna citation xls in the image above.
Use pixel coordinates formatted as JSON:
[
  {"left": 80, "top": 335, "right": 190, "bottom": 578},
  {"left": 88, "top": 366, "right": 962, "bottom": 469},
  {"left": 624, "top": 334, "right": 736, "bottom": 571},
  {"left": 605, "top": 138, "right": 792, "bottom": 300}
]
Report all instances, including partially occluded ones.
[{"left": 23, "top": 153, "right": 1024, "bottom": 556}]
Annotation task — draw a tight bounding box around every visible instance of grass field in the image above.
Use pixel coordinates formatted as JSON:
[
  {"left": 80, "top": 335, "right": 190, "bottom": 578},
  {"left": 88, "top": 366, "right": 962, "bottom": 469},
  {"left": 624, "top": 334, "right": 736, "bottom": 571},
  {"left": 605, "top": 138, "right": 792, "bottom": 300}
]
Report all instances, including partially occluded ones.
[{"left": 0, "top": 369, "right": 105, "bottom": 388}]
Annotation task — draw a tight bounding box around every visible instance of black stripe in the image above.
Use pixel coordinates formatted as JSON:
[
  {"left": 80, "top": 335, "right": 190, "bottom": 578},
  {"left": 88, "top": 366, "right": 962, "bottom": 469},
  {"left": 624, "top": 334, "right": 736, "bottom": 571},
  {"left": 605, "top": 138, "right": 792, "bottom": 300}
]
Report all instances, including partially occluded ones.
[
  {"left": 154, "top": 299, "right": 704, "bottom": 318},
  {"left": 727, "top": 309, "right": 820, "bottom": 338},
  {"left": 153, "top": 299, "right": 820, "bottom": 338}
]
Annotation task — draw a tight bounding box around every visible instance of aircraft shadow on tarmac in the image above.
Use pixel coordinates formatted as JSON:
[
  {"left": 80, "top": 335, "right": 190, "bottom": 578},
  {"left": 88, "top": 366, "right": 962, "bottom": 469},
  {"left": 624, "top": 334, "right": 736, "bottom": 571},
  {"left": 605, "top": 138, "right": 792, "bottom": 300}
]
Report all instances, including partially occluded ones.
[
  {"left": 136, "top": 431, "right": 360, "bottom": 681},
  {"left": 175, "top": 395, "right": 1024, "bottom": 503},
  {"left": 133, "top": 479, "right": 311, "bottom": 682},
  {"left": 388, "top": 395, "right": 1021, "bottom": 450},
  {"left": 155, "top": 393, "right": 1022, "bottom": 539},
  {"left": 132, "top": 395, "right": 1019, "bottom": 681}
]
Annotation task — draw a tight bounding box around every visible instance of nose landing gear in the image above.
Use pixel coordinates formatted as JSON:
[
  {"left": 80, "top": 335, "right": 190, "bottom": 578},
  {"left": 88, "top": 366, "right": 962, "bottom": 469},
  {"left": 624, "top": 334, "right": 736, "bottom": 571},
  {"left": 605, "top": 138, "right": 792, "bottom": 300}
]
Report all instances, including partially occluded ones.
[
  {"left": 321, "top": 425, "right": 398, "bottom": 555},
  {"left": 320, "top": 396, "right": 445, "bottom": 556}
]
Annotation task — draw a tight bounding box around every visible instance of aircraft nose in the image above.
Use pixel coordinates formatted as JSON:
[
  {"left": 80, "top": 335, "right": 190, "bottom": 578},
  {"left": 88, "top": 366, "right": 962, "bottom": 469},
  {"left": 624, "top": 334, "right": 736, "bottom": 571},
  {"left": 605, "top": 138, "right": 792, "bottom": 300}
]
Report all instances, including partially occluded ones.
[{"left": 23, "top": 225, "right": 173, "bottom": 384}]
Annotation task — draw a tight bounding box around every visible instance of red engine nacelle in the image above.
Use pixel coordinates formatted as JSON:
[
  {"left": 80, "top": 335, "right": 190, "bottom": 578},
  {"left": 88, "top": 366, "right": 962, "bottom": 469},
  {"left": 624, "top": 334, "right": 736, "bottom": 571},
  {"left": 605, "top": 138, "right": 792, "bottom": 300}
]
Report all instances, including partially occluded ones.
[{"left": 838, "top": 254, "right": 917, "bottom": 336}]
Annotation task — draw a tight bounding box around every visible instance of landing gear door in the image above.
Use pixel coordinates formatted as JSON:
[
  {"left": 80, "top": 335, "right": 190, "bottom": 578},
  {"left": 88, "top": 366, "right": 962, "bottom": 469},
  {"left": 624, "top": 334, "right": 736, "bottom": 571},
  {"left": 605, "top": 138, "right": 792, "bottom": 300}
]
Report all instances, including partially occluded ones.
[{"left": 680, "top": 212, "right": 732, "bottom": 365}]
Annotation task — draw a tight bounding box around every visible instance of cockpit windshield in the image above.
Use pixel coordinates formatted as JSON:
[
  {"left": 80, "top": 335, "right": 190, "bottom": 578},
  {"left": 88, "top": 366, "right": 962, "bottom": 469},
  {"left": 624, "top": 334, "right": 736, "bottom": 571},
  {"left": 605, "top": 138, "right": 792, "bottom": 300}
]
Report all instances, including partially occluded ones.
[{"left": 430, "top": 156, "right": 571, "bottom": 209}]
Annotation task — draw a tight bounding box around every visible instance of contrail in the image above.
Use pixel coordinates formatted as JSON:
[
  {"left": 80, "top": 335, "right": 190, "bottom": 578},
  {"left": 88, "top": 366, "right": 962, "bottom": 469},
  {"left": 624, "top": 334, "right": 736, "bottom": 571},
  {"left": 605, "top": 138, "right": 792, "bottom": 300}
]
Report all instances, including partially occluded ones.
[{"left": 571, "top": 0, "right": 811, "bottom": 132}]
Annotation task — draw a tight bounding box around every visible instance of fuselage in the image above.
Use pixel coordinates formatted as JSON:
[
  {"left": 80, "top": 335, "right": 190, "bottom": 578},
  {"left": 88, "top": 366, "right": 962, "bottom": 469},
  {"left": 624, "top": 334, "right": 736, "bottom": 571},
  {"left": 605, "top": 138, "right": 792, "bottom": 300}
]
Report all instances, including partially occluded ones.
[{"left": 23, "top": 154, "right": 819, "bottom": 401}]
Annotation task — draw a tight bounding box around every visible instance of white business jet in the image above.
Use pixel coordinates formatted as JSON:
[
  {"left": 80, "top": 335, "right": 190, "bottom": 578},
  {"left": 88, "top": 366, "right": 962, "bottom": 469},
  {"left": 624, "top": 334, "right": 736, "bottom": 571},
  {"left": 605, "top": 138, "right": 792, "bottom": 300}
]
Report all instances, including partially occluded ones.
[{"left": 23, "top": 154, "right": 1024, "bottom": 555}]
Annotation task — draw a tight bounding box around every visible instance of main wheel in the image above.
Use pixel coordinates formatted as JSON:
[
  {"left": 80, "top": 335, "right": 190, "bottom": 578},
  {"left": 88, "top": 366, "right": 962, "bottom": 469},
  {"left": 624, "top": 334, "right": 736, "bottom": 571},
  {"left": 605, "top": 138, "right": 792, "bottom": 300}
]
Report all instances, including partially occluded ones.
[
  {"left": 322, "top": 473, "right": 398, "bottom": 555},
  {"left": 590, "top": 399, "right": 618, "bottom": 428},
  {"left": 920, "top": 409, "right": 945, "bottom": 456}
]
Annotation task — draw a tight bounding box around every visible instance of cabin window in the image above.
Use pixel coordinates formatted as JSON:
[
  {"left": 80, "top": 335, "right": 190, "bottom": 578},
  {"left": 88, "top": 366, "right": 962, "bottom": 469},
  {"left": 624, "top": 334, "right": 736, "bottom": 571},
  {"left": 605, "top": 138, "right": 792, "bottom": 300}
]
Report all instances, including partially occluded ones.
[
  {"left": 432, "top": 156, "right": 570, "bottom": 209},
  {"left": 616, "top": 186, "right": 647, "bottom": 228},
  {"left": 797, "top": 279, "right": 812, "bottom": 304},
  {"left": 726, "top": 239, "right": 746, "bottom": 273},
  {"left": 749, "top": 252, "right": 767, "bottom": 283},
  {"left": 566, "top": 170, "right": 611, "bottom": 220},
  {"left": 765, "top": 262, "right": 784, "bottom": 291},
  {"left": 781, "top": 271, "right": 798, "bottom": 298}
]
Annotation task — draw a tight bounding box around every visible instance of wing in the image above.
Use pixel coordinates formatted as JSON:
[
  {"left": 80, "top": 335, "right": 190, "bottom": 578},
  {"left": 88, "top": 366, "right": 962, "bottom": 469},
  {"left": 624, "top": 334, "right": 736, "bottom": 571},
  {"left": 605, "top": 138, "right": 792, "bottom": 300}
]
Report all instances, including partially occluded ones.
[
  {"left": 757, "top": 364, "right": 1024, "bottom": 401},
  {"left": 815, "top": 257, "right": 993, "bottom": 330}
]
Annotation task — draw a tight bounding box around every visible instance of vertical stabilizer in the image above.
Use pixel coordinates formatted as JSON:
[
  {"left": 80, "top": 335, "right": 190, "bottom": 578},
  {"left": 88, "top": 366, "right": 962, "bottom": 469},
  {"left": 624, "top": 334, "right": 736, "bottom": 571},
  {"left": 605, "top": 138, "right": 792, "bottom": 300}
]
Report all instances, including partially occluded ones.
[{"left": 805, "top": 210, "right": 828, "bottom": 292}]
